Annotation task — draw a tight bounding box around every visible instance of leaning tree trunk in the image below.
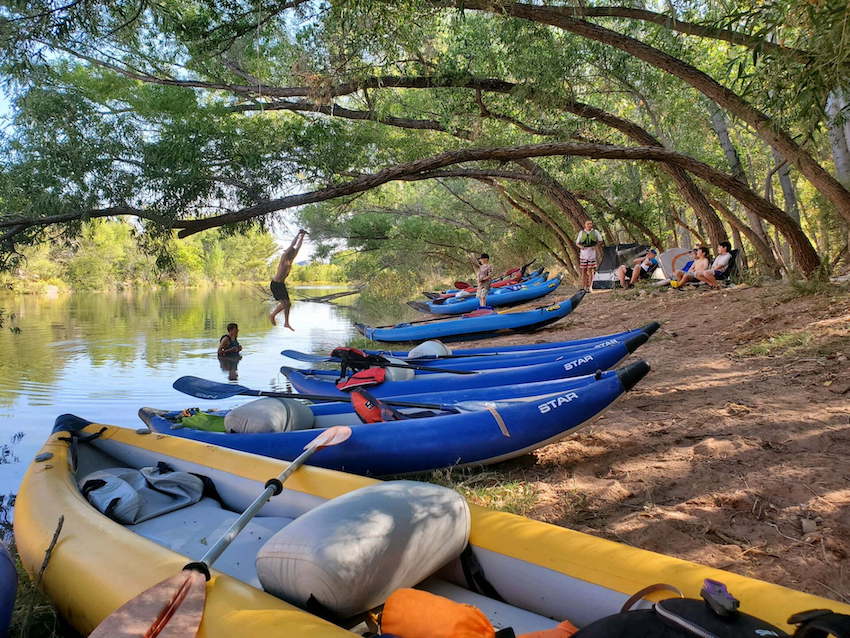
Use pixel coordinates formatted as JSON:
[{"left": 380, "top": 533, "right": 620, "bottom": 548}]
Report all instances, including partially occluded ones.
[
  {"left": 460, "top": 1, "right": 850, "bottom": 226},
  {"left": 707, "top": 102, "right": 771, "bottom": 244},
  {"left": 772, "top": 148, "right": 801, "bottom": 223},
  {"left": 175, "top": 140, "right": 820, "bottom": 275}
]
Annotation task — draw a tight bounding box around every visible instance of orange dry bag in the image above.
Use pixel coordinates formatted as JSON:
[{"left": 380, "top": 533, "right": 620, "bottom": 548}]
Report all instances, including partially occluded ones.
[{"left": 381, "top": 589, "right": 495, "bottom": 638}]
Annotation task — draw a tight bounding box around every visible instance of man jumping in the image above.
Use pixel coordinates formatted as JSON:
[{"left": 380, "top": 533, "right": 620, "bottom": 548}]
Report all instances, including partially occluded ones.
[{"left": 269, "top": 229, "right": 306, "bottom": 329}]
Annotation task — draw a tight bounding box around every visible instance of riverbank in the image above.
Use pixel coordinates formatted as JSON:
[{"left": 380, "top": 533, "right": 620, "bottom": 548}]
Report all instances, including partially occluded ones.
[
  {"left": 429, "top": 279, "right": 850, "bottom": 604},
  {"left": 4, "top": 279, "right": 849, "bottom": 634}
]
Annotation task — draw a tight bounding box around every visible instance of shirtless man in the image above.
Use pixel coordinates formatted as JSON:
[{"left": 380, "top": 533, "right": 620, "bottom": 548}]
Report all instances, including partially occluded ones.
[{"left": 269, "top": 230, "right": 306, "bottom": 329}]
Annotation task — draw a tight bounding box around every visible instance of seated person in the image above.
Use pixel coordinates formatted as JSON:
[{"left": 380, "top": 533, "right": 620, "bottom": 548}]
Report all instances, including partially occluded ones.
[
  {"left": 670, "top": 246, "right": 710, "bottom": 288},
  {"left": 615, "top": 249, "right": 659, "bottom": 289},
  {"left": 695, "top": 241, "right": 733, "bottom": 289}
]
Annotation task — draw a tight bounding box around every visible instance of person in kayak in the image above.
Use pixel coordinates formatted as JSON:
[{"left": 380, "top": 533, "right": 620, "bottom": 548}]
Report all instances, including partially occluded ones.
[
  {"left": 473, "top": 253, "right": 492, "bottom": 308},
  {"left": 614, "top": 248, "right": 659, "bottom": 289},
  {"left": 269, "top": 229, "right": 307, "bottom": 329},
  {"left": 575, "top": 220, "right": 603, "bottom": 293},
  {"left": 694, "top": 241, "right": 733, "bottom": 288}
]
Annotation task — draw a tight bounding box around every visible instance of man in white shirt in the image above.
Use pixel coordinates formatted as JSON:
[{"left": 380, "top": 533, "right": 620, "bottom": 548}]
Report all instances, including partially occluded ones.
[
  {"left": 574, "top": 220, "right": 604, "bottom": 292},
  {"left": 695, "top": 241, "right": 733, "bottom": 288}
]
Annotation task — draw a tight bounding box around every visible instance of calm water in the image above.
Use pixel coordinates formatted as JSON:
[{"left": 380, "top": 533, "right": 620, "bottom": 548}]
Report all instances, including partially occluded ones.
[{"left": 0, "top": 286, "right": 361, "bottom": 498}]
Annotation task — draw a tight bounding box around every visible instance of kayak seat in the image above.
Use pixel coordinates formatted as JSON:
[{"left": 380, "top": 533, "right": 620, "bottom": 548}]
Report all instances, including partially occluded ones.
[
  {"left": 256, "top": 480, "right": 471, "bottom": 618},
  {"left": 224, "top": 397, "right": 315, "bottom": 433},
  {"left": 131, "top": 497, "right": 294, "bottom": 588}
]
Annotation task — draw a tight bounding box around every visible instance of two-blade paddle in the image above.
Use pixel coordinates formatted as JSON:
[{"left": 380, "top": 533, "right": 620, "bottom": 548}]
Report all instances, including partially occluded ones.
[
  {"left": 172, "top": 376, "right": 456, "bottom": 411},
  {"left": 89, "top": 426, "right": 352, "bottom": 638},
  {"left": 278, "top": 351, "right": 475, "bottom": 374}
]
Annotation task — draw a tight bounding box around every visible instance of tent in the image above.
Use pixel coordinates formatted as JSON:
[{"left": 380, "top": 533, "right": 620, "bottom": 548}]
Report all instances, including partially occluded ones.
[
  {"left": 657, "top": 247, "right": 693, "bottom": 280},
  {"left": 591, "top": 243, "right": 650, "bottom": 290}
]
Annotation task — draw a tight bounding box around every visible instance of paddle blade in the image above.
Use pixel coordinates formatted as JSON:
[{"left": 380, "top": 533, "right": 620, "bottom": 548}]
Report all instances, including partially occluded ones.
[
  {"left": 305, "top": 425, "right": 352, "bottom": 451},
  {"left": 89, "top": 569, "right": 206, "bottom": 638},
  {"left": 173, "top": 376, "right": 251, "bottom": 400}
]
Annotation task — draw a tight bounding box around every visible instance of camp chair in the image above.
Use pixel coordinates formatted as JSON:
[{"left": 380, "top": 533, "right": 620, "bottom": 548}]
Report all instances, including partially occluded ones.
[{"left": 684, "top": 249, "right": 740, "bottom": 288}]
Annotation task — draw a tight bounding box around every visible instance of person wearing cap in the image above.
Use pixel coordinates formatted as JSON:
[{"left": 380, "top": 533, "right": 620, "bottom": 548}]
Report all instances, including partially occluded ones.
[
  {"left": 615, "top": 248, "right": 659, "bottom": 289},
  {"left": 472, "top": 253, "right": 492, "bottom": 308}
]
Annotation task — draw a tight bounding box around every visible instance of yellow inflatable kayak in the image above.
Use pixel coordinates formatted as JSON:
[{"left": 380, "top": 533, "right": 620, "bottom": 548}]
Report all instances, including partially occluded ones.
[{"left": 15, "top": 418, "right": 850, "bottom": 637}]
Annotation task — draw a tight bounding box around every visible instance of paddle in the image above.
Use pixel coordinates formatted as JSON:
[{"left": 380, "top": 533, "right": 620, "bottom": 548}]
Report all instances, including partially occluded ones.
[
  {"left": 277, "top": 352, "right": 476, "bottom": 375},
  {"left": 282, "top": 348, "right": 501, "bottom": 362},
  {"left": 173, "top": 376, "right": 455, "bottom": 411},
  {"left": 89, "top": 426, "right": 352, "bottom": 638}
]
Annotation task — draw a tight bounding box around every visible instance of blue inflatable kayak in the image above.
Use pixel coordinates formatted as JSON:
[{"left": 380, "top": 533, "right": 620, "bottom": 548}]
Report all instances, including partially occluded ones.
[
  {"left": 0, "top": 543, "right": 15, "bottom": 638},
  {"left": 289, "top": 330, "right": 653, "bottom": 376},
  {"left": 140, "top": 361, "right": 649, "bottom": 476},
  {"left": 358, "top": 291, "right": 585, "bottom": 343},
  {"left": 409, "top": 274, "right": 562, "bottom": 315},
  {"left": 365, "top": 322, "right": 661, "bottom": 358},
  {"left": 282, "top": 332, "right": 648, "bottom": 399}
]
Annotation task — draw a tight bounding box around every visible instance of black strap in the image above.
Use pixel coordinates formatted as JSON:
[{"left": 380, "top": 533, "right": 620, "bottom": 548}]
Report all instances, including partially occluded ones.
[
  {"left": 58, "top": 426, "right": 107, "bottom": 470},
  {"left": 81, "top": 479, "right": 107, "bottom": 499},
  {"left": 305, "top": 595, "right": 371, "bottom": 630},
  {"left": 790, "top": 609, "right": 850, "bottom": 638},
  {"left": 460, "top": 544, "right": 505, "bottom": 602}
]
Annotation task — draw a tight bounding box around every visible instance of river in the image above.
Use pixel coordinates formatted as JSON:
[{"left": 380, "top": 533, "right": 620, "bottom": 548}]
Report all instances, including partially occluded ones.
[{"left": 0, "top": 286, "right": 364, "bottom": 499}]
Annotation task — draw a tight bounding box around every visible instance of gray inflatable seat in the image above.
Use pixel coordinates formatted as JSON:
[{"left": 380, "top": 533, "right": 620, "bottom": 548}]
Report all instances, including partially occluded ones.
[
  {"left": 383, "top": 357, "right": 416, "bottom": 382},
  {"left": 408, "top": 340, "right": 452, "bottom": 358},
  {"left": 224, "top": 397, "right": 314, "bottom": 433},
  {"left": 256, "top": 480, "right": 471, "bottom": 617}
]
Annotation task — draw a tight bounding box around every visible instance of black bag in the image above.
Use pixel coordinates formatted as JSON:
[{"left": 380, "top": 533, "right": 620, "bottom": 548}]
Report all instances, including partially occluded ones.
[{"left": 574, "top": 580, "right": 850, "bottom": 638}]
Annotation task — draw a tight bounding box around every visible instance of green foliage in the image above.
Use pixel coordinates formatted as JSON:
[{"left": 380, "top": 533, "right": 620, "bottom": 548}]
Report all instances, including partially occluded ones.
[
  {"left": 3, "top": 220, "right": 279, "bottom": 292},
  {"left": 0, "top": 0, "right": 848, "bottom": 283}
]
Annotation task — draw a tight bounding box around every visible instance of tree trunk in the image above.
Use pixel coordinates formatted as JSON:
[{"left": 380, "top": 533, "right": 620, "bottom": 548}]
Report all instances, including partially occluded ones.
[
  {"left": 826, "top": 91, "right": 850, "bottom": 190},
  {"left": 460, "top": 1, "right": 850, "bottom": 226},
  {"left": 707, "top": 102, "right": 769, "bottom": 242},
  {"left": 174, "top": 140, "right": 820, "bottom": 275},
  {"left": 513, "top": 159, "right": 589, "bottom": 230},
  {"left": 772, "top": 149, "right": 800, "bottom": 223},
  {"left": 483, "top": 179, "right": 579, "bottom": 278}
]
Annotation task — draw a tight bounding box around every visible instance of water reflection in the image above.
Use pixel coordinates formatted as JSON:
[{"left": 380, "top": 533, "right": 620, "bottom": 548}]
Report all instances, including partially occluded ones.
[{"left": 0, "top": 286, "right": 357, "bottom": 493}]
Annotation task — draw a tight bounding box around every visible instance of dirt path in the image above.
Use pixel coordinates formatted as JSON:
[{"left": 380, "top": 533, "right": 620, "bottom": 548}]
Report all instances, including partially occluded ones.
[{"left": 460, "top": 281, "right": 850, "bottom": 604}]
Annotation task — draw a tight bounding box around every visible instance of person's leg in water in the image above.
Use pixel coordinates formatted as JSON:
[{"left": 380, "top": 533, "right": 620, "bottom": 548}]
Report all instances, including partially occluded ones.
[{"left": 270, "top": 230, "right": 306, "bottom": 328}]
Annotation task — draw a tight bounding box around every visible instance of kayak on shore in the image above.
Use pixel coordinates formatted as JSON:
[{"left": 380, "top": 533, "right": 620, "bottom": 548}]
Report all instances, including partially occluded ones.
[
  {"left": 360, "top": 321, "right": 661, "bottom": 359},
  {"left": 16, "top": 420, "right": 850, "bottom": 638},
  {"left": 281, "top": 332, "right": 649, "bottom": 400},
  {"left": 409, "top": 274, "right": 562, "bottom": 315},
  {"left": 357, "top": 291, "right": 585, "bottom": 343},
  {"left": 140, "top": 361, "right": 649, "bottom": 475}
]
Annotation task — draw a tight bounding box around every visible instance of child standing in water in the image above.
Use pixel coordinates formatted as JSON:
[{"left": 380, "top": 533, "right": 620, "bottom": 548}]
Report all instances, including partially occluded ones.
[{"left": 269, "top": 230, "right": 306, "bottom": 329}]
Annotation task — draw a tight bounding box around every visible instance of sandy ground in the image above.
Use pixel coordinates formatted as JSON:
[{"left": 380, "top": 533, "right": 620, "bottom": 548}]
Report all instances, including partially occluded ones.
[{"left": 459, "top": 281, "right": 850, "bottom": 605}]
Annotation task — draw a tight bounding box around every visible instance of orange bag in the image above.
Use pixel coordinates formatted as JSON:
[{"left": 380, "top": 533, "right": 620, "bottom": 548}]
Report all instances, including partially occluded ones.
[
  {"left": 519, "top": 620, "right": 579, "bottom": 638},
  {"left": 381, "top": 588, "right": 495, "bottom": 638}
]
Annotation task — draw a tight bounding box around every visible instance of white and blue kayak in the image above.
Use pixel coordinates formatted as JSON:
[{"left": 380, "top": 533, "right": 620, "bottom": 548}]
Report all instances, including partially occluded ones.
[
  {"left": 282, "top": 332, "right": 648, "bottom": 399},
  {"left": 411, "top": 273, "right": 560, "bottom": 315},
  {"left": 357, "top": 291, "right": 585, "bottom": 343},
  {"left": 140, "top": 362, "right": 649, "bottom": 476},
  {"left": 366, "top": 322, "right": 661, "bottom": 358},
  {"left": 284, "top": 322, "right": 658, "bottom": 372}
]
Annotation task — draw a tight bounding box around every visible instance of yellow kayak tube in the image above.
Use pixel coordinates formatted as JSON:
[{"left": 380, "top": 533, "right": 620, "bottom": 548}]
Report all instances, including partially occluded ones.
[{"left": 15, "top": 418, "right": 850, "bottom": 637}]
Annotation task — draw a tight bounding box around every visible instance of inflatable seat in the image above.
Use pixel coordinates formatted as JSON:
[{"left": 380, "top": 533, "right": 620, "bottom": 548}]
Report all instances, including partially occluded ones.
[
  {"left": 224, "top": 397, "right": 314, "bottom": 433},
  {"left": 256, "top": 481, "right": 471, "bottom": 617}
]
